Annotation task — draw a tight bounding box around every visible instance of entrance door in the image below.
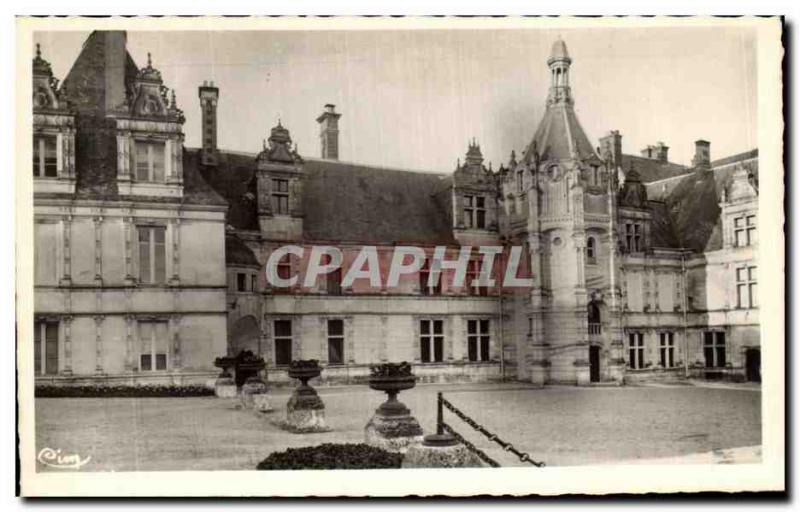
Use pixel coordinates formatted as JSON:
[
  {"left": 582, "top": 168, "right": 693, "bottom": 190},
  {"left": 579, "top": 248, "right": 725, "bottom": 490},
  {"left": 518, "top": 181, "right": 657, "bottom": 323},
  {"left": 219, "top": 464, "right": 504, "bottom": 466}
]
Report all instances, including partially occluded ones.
[
  {"left": 589, "top": 346, "right": 601, "bottom": 383},
  {"left": 745, "top": 349, "right": 761, "bottom": 382}
]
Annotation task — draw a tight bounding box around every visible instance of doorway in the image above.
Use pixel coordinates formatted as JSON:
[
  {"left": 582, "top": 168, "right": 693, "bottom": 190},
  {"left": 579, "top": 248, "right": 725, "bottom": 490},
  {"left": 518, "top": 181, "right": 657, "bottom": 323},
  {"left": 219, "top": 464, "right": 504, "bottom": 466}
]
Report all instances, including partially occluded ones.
[
  {"left": 745, "top": 349, "right": 761, "bottom": 382},
  {"left": 589, "top": 346, "right": 601, "bottom": 383}
]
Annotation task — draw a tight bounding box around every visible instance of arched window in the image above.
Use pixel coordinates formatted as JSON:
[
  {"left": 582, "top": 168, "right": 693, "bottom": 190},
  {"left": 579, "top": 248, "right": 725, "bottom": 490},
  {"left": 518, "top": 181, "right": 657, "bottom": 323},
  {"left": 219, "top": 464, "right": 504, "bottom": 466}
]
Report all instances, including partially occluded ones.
[{"left": 586, "top": 236, "right": 597, "bottom": 264}]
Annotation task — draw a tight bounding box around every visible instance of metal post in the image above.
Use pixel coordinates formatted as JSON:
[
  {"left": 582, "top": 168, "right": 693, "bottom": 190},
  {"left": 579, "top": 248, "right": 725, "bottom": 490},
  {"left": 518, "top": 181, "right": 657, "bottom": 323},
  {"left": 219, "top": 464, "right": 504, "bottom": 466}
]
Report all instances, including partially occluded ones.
[
  {"left": 423, "top": 391, "right": 456, "bottom": 446},
  {"left": 436, "top": 392, "right": 444, "bottom": 435}
]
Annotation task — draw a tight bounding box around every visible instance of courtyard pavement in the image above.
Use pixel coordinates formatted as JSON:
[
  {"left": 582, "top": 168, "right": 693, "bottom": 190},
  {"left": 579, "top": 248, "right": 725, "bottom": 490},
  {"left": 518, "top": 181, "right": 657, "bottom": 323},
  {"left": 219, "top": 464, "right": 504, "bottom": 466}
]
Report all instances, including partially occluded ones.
[{"left": 34, "top": 382, "right": 761, "bottom": 472}]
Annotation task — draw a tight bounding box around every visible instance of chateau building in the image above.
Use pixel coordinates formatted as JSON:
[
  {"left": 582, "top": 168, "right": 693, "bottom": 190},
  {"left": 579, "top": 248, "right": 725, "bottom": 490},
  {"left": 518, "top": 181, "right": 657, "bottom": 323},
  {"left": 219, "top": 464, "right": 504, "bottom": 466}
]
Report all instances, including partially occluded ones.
[{"left": 32, "top": 32, "right": 759, "bottom": 386}]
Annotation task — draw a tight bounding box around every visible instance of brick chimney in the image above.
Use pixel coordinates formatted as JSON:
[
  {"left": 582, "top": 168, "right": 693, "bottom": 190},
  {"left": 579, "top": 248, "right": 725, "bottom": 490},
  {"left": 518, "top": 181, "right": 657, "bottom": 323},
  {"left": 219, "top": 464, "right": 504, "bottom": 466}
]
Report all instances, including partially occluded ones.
[
  {"left": 599, "top": 130, "right": 623, "bottom": 168},
  {"left": 316, "top": 104, "right": 341, "bottom": 160},
  {"left": 640, "top": 142, "right": 669, "bottom": 162},
  {"left": 692, "top": 139, "right": 710, "bottom": 169},
  {"left": 198, "top": 80, "right": 220, "bottom": 166}
]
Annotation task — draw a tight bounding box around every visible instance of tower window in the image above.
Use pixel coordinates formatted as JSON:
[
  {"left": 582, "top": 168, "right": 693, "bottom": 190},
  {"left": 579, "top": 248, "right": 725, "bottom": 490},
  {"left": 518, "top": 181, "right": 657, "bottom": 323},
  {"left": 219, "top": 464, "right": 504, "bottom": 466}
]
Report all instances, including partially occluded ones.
[
  {"left": 625, "top": 223, "right": 643, "bottom": 253},
  {"left": 586, "top": 236, "right": 597, "bottom": 264}
]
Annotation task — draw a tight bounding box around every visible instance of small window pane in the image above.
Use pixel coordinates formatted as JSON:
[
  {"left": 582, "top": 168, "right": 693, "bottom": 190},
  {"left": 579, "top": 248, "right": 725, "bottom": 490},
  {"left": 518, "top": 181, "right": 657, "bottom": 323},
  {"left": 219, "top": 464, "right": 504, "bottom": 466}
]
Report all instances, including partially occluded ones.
[
  {"left": 328, "top": 338, "right": 344, "bottom": 365},
  {"left": 275, "top": 338, "right": 292, "bottom": 365},
  {"left": 328, "top": 319, "right": 344, "bottom": 336},
  {"left": 274, "top": 320, "right": 292, "bottom": 337}
]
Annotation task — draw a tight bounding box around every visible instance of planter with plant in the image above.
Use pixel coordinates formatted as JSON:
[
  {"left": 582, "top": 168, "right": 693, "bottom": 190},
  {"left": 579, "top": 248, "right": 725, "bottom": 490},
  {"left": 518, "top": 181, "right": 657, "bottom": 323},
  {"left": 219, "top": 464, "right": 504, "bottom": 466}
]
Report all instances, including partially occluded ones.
[
  {"left": 364, "top": 362, "right": 423, "bottom": 453},
  {"left": 277, "top": 360, "right": 330, "bottom": 433}
]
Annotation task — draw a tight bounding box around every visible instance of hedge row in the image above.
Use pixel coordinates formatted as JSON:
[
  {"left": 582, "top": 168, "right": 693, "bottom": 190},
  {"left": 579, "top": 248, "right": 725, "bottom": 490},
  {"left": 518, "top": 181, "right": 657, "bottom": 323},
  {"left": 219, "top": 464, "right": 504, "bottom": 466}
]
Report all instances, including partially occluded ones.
[
  {"left": 256, "top": 443, "right": 402, "bottom": 470},
  {"left": 35, "top": 384, "right": 215, "bottom": 398}
]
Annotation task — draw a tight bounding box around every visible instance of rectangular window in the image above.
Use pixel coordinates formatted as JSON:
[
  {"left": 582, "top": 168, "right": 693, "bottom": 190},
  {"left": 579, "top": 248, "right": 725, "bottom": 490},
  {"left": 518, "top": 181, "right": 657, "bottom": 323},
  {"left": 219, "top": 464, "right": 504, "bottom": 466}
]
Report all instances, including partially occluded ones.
[
  {"left": 734, "top": 215, "right": 757, "bottom": 247},
  {"left": 33, "top": 135, "right": 58, "bottom": 177},
  {"left": 463, "top": 195, "right": 474, "bottom": 229},
  {"left": 271, "top": 179, "right": 290, "bottom": 215},
  {"left": 34, "top": 321, "right": 59, "bottom": 375},
  {"left": 274, "top": 320, "right": 292, "bottom": 365},
  {"left": 625, "top": 223, "right": 643, "bottom": 252},
  {"left": 466, "top": 259, "right": 488, "bottom": 296},
  {"left": 736, "top": 265, "right": 757, "bottom": 308},
  {"left": 327, "top": 319, "right": 344, "bottom": 365},
  {"left": 276, "top": 255, "right": 292, "bottom": 283},
  {"left": 659, "top": 332, "right": 675, "bottom": 368},
  {"left": 463, "top": 195, "right": 486, "bottom": 229},
  {"left": 704, "top": 331, "right": 726, "bottom": 368},
  {"left": 419, "top": 259, "right": 441, "bottom": 296},
  {"left": 237, "top": 273, "right": 247, "bottom": 292},
  {"left": 628, "top": 332, "right": 645, "bottom": 369},
  {"left": 475, "top": 197, "right": 486, "bottom": 229},
  {"left": 134, "top": 140, "right": 166, "bottom": 182},
  {"left": 139, "top": 321, "right": 168, "bottom": 371},
  {"left": 420, "top": 319, "right": 444, "bottom": 363},
  {"left": 467, "top": 319, "right": 491, "bottom": 362},
  {"left": 137, "top": 226, "right": 166, "bottom": 284}
]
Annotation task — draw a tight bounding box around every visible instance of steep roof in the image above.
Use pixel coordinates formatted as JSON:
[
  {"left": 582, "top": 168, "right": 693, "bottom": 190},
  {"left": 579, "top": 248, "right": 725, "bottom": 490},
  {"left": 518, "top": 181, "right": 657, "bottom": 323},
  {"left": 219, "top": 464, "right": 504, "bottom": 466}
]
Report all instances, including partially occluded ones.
[
  {"left": 621, "top": 154, "right": 690, "bottom": 183},
  {"left": 644, "top": 148, "right": 759, "bottom": 252},
  {"left": 51, "top": 32, "right": 225, "bottom": 207},
  {"left": 195, "top": 150, "right": 457, "bottom": 245},
  {"left": 226, "top": 234, "right": 261, "bottom": 268},
  {"left": 524, "top": 104, "right": 598, "bottom": 163}
]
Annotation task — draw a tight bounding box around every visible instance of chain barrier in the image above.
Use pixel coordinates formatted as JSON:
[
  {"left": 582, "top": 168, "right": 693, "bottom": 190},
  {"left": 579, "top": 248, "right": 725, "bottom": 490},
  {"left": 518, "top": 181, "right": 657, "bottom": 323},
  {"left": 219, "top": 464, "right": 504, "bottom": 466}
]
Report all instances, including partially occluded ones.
[
  {"left": 438, "top": 392, "right": 545, "bottom": 468},
  {"left": 440, "top": 422, "right": 501, "bottom": 468}
]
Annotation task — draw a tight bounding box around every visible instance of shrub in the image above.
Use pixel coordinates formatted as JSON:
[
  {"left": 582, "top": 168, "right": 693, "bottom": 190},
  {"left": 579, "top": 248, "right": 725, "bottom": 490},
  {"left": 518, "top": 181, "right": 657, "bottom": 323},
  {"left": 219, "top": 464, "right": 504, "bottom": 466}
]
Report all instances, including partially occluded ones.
[
  {"left": 256, "top": 443, "right": 402, "bottom": 470},
  {"left": 370, "top": 362, "right": 413, "bottom": 377},
  {"left": 35, "top": 384, "right": 215, "bottom": 398}
]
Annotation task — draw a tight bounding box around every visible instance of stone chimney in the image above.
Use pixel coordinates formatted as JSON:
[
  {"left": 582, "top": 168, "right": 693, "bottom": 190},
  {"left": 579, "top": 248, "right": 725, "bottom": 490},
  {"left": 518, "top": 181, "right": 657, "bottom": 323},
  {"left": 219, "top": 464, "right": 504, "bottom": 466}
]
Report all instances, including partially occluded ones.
[
  {"left": 692, "top": 139, "right": 710, "bottom": 169},
  {"left": 316, "top": 104, "right": 341, "bottom": 160},
  {"left": 198, "top": 80, "right": 220, "bottom": 166},
  {"left": 640, "top": 142, "right": 669, "bottom": 163},
  {"left": 599, "top": 130, "right": 623, "bottom": 169}
]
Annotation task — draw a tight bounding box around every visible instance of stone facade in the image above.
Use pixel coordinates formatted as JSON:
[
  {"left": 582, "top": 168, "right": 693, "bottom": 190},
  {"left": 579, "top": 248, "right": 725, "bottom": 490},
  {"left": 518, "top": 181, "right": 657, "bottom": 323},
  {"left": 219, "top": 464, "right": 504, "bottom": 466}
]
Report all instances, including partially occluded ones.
[{"left": 31, "top": 32, "right": 760, "bottom": 386}]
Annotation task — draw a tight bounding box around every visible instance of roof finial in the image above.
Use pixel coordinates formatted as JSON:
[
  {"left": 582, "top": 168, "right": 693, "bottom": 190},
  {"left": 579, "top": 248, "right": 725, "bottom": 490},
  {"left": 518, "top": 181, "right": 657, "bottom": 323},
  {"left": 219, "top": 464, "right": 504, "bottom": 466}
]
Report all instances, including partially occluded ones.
[
  {"left": 170, "top": 89, "right": 177, "bottom": 108},
  {"left": 147, "top": 52, "right": 152, "bottom": 67},
  {"left": 263, "top": 139, "right": 267, "bottom": 151},
  {"left": 277, "top": 117, "right": 282, "bottom": 128},
  {"left": 35, "top": 43, "right": 41, "bottom": 59}
]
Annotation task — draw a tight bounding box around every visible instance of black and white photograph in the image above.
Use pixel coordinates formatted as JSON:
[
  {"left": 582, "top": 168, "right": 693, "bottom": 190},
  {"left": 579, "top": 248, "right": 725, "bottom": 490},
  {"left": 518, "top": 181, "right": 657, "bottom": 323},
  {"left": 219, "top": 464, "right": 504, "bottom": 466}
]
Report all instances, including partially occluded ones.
[{"left": 15, "top": 15, "right": 784, "bottom": 497}]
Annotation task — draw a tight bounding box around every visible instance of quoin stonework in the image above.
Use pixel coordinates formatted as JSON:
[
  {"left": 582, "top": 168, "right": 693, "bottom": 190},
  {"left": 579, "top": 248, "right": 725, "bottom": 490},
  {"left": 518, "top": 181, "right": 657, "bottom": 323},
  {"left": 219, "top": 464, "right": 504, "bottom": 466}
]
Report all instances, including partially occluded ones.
[{"left": 32, "top": 32, "right": 760, "bottom": 387}]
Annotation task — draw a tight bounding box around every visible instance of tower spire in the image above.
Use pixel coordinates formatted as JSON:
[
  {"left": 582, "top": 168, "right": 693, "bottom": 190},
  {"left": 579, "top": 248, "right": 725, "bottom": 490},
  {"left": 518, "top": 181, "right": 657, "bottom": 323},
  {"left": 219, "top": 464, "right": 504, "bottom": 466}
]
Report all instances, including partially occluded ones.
[{"left": 547, "top": 38, "right": 573, "bottom": 107}]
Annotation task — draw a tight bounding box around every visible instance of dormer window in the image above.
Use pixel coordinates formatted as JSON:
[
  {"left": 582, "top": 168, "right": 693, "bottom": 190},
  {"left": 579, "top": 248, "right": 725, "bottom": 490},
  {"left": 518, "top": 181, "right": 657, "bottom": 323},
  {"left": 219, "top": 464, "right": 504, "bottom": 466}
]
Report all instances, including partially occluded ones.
[
  {"left": 464, "top": 195, "right": 486, "bottom": 229},
  {"left": 625, "top": 223, "right": 643, "bottom": 253},
  {"left": 134, "top": 140, "right": 166, "bottom": 182},
  {"left": 734, "top": 215, "right": 757, "bottom": 247},
  {"left": 33, "top": 134, "right": 57, "bottom": 178},
  {"left": 271, "top": 179, "right": 290, "bottom": 215}
]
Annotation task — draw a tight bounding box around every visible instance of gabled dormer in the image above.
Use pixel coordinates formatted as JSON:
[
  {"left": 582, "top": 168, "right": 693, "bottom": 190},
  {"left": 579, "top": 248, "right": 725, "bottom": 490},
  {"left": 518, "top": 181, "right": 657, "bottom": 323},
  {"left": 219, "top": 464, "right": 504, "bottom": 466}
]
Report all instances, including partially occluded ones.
[
  {"left": 617, "top": 166, "right": 652, "bottom": 255},
  {"left": 32, "top": 44, "right": 76, "bottom": 194},
  {"left": 255, "top": 121, "right": 304, "bottom": 240},
  {"left": 722, "top": 163, "right": 759, "bottom": 250},
  {"left": 452, "top": 140, "right": 499, "bottom": 234},
  {"left": 111, "top": 52, "right": 186, "bottom": 198}
]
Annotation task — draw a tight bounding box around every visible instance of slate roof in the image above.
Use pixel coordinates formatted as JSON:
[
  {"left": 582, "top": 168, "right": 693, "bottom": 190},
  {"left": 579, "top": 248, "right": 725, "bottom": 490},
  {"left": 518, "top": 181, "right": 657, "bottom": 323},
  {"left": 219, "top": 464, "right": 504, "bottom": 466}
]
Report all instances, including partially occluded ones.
[
  {"left": 524, "top": 104, "right": 599, "bottom": 163},
  {"left": 226, "top": 234, "right": 261, "bottom": 268},
  {"left": 193, "top": 149, "right": 457, "bottom": 245},
  {"left": 645, "top": 149, "right": 759, "bottom": 252},
  {"left": 620, "top": 154, "right": 690, "bottom": 183}
]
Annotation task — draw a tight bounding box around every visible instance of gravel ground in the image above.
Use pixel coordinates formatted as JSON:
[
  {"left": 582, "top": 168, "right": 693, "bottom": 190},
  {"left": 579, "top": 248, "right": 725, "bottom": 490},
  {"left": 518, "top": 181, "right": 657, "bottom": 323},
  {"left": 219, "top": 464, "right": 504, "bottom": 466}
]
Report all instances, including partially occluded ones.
[{"left": 34, "top": 383, "right": 761, "bottom": 471}]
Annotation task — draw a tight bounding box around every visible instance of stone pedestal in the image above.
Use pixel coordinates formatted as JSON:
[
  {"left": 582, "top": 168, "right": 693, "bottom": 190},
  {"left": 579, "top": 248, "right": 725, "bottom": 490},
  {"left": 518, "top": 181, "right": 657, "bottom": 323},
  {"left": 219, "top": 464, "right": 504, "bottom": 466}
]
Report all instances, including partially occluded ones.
[
  {"left": 402, "top": 441, "right": 482, "bottom": 468},
  {"left": 240, "top": 376, "right": 268, "bottom": 409},
  {"left": 365, "top": 410, "right": 423, "bottom": 453},
  {"left": 214, "top": 373, "right": 237, "bottom": 398},
  {"left": 282, "top": 384, "right": 330, "bottom": 432},
  {"left": 252, "top": 393, "right": 273, "bottom": 413}
]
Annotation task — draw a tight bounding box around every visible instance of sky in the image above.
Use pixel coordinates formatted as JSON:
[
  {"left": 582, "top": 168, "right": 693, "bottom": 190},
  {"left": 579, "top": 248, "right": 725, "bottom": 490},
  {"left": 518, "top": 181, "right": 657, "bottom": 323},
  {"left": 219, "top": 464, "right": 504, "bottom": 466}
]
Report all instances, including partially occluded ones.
[{"left": 33, "top": 27, "right": 757, "bottom": 173}]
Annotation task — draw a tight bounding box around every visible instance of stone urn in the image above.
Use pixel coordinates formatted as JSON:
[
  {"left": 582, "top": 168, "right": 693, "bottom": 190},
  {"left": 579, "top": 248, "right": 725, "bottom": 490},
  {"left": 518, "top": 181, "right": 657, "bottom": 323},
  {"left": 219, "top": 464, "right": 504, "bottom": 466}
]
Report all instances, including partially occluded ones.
[
  {"left": 364, "top": 362, "right": 423, "bottom": 453},
  {"left": 283, "top": 360, "right": 330, "bottom": 432}
]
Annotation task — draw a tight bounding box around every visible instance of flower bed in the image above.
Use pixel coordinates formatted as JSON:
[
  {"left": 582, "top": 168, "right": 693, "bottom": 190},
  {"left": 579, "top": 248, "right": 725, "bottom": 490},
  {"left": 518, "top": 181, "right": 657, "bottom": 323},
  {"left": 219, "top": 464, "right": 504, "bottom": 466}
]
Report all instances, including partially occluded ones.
[
  {"left": 256, "top": 443, "right": 402, "bottom": 470},
  {"left": 35, "top": 384, "right": 215, "bottom": 398}
]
